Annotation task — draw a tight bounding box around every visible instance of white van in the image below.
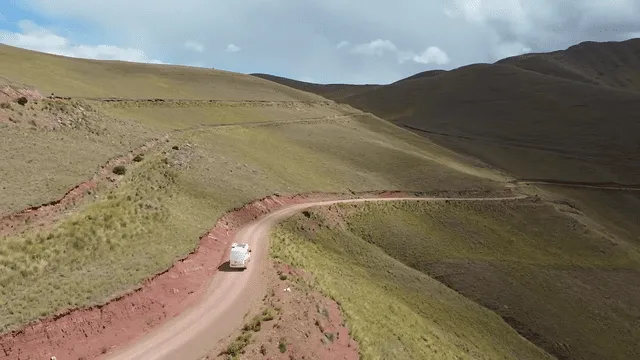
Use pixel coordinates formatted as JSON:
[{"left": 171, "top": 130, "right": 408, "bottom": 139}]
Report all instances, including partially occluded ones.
[{"left": 229, "top": 242, "right": 251, "bottom": 269}]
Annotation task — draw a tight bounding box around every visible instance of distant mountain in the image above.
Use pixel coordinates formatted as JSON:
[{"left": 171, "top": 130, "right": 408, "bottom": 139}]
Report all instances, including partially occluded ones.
[{"left": 254, "top": 38, "right": 640, "bottom": 184}]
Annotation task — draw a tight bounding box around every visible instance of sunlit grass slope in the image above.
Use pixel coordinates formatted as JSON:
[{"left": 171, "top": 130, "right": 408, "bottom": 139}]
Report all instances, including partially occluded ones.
[
  {"left": 0, "top": 43, "right": 325, "bottom": 100},
  {"left": 0, "top": 110, "right": 507, "bottom": 332},
  {"left": 270, "top": 199, "right": 640, "bottom": 360}
]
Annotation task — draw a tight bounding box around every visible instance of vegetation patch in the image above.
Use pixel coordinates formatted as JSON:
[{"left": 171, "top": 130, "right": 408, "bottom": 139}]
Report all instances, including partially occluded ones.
[
  {"left": 1, "top": 43, "right": 515, "bottom": 336},
  {"left": 0, "top": 100, "right": 155, "bottom": 214},
  {"left": 222, "top": 332, "right": 252, "bottom": 359},
  {"left": 271, "top": 198, "right": 640, "bottom": 360},
  {"left": 0, "top": 160, "right": 179, "bottom": 331},
  {"left": 112, "top": 165, "right": 127, "bottom": 175}
]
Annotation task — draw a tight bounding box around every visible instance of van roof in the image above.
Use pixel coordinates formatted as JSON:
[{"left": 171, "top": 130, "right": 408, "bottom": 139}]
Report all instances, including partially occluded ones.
[{"left": 231, "top": 242, "right": 249, "bottom": 248}]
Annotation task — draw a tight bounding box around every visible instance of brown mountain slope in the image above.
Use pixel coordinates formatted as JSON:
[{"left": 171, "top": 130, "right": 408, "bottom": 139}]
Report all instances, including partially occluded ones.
[
  {"left": 251, "top": 73, "right": 380, "bottom": 100},
  {"left": 253, "top": 38, "right": 640, "bottom": 184},
  {"left": 499, "top": 39, "right": 640, "bottom": 92}
]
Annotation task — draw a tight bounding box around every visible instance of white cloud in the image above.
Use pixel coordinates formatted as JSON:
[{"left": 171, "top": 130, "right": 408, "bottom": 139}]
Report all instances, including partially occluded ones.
[
  {"left": 225, "top": 43, "right": 241, "bottom": 52},
  {"left": 351, "top": 39, "right": 450, "bottom": 66},
  {"left": 13, "top": 0, "right": 640, "bottom": 84},
  {"left": 336, "top": 40, "right": 350, "bottom": 49},
  {"left": 184, "top": 40, "right": 204, "bottom": 52},
  {"left": 0, "top": 20, "right": 164, "bottom": 64},
  {"left": 408, "top": 46, "right": 450, "bottom": 65},
  {"left": 351, "top": 39, "right": 398, "bottom": 56}
]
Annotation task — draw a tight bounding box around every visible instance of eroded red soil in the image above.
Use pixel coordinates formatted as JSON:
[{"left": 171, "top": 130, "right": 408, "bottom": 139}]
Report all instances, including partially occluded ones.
[
  {"left": 209, "top": 262, "right": 360, "bottom": 360},
  {"left": 0, "top": 85, "right": 43, "bottom": 103},
  {"left": 0, "top": 135, "right": 168, "bottom": 236}
]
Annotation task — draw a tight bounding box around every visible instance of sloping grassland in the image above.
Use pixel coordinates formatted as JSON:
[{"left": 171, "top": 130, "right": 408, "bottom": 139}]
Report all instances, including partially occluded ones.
[
  {"left": 271, "top": 198, "right": 640, "bottom": 360},
  {"left": 0, "top": 44, "right": 506, "bottom": 332}
]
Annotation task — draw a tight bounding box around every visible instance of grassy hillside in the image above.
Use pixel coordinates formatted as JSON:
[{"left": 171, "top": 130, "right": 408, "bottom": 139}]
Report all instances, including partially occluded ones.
[
  {"left": 0, "top": 45, "right": 509, "bottom": 332},
  {"left": 0, "top": 97, "right": 156, "bottom": 214},
  {"left": 4, "top": 38, "right": 638, "bottom": 360},
  {"left": 271, "top": 199, "right": 640, "bottom": 360},
  {"left": 0, "top": 44, "right": 325, "bottom": 100},
  {"left": 255, "top": 38, "right": 640, "bottom": 184}
]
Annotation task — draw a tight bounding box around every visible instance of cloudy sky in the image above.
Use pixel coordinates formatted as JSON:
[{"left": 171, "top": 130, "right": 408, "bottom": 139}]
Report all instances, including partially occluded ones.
[{"left": 1, "top": 0, "right": 639, "bottom": 84}]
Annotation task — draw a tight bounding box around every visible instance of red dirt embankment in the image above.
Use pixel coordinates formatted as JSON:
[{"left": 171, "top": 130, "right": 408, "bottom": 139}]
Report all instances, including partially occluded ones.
[
  {"left": 0, "top": 84, "right": 43, "bottom": 103},
  {"left": 0, "top": 191, "right": 410, "bottom": 360},
  {"left": 209, "top": 262, "right": 360, "bottom": 360},
  {"left": 0, "top": 135, "right": 168, "bottom": 236}
]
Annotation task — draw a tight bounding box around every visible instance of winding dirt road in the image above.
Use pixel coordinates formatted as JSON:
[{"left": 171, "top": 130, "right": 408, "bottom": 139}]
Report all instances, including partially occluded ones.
[{"left": 103, "top": 194, "right": 527, "bottom": 360}]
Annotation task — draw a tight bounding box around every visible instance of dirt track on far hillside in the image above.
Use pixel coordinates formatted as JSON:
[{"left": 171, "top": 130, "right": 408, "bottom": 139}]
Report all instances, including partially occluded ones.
[
  {"left": 0, "top": 192, "right": 527, "bottom": 360},
  {"left": 515, "top": 179, "right": 640, "bottom": 191},
  {"left": 0, "top": 112, "right": 355, "bottom": 235}
]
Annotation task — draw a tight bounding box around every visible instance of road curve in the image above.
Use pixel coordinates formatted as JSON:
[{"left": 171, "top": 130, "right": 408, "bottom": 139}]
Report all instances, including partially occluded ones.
[{"left": 103, "top": 194, "right": 527, "bottom": 360}]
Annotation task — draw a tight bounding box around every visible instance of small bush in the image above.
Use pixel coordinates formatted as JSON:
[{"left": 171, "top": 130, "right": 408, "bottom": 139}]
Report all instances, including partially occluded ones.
[
  {"left": 279, "top": 274, "right": 288, "bottom": 281},
  {"left": 112, "top": 165, "right": 127, "bottom": 175},
  {"left": 0, "top": 102, "right": 10, "bottom": 109},
  {"left": 278, "top": 338, "right": 287, "bottom": 353},
  {"left": 16, "top": 97, "right": 28, "bottom": 106},
  {"left": 171, "top": 145, "right": 179, "bottom": 150},
  {"left": 261, "top": 308, "right": 275, "bottom": 321},
  {"left": 321, "top": 308, "right": 329, "bottom": 318},
  {"left": 224, "top": 333, "right": 252, "bottom": 357},
  {"left": 243, "top": 316, "right": 262, "bottom": 332},
  {"left": 133, "top": 154, "right": 144, "bottom": 162},
  {"left": 260, "top": 344, "right": 267, "bottom": 355},
  {"left": 325, "top": 332, "right": 335, "bottom": 342}
]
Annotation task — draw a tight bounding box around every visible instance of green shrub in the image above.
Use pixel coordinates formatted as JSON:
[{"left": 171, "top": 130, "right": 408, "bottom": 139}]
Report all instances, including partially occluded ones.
[
  {"left": 243, "top": 316, "right": 262, "bottom": 332},
  {"left": 133, "top": 154, "right": 144, "bottom": 162},
  {"left": 112, "top": 165, "right": 127, "bottom": 175},
  {"left": 278, "top": 338, "right": 287, "bottom": 353},
  {"left": 224, "top": 333, "right": 252, "bottom": 357}
]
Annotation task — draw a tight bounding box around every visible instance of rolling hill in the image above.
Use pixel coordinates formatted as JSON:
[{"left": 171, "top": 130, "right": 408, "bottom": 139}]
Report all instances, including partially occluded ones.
[
  {"left": 250, "top": 73, "right": 381, "bottom": 100},
  {"left": 253, "top": 38, "right": 640, "bottom": 185},
  {"left": 0, "top": 44, "right": 325, "bottom": 101},
  {"left": 2, "top": 38, "right": 640, "bottom": 360},
  {"left": 0, "top": 43, "right": 506, "bottom": 337},
  {"left": 252, "top": 37, "right": 640, "bottom": 360}
]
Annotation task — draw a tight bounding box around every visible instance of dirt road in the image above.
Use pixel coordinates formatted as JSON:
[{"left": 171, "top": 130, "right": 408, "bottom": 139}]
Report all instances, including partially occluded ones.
[
  {"left": 517, "top": 180, "right": 640, "bottom": 191},
  {"left": 103, "top": 194, "right": 527, "bottom": 360}
]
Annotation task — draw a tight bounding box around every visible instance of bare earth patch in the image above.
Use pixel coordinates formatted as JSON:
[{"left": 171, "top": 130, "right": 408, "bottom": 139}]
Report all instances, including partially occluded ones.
[
  {"left": 208, "top": 262, "right": 359, "bottom": 360},
  {"left": 0, "top": 83, "right": 43, "bottom": 103}
]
